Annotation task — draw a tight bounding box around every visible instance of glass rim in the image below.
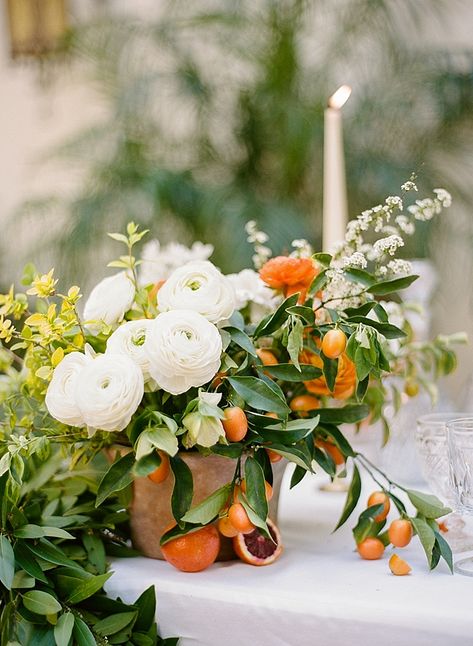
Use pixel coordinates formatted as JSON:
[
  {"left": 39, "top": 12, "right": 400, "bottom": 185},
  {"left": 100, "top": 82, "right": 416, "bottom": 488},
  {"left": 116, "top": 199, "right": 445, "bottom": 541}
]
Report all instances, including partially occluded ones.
[
  {"left": 417, "top": 412, "right": 472, "bottom": 425},
  {"left": 446, "top": 417, "right": 473, "bottom": 433}
]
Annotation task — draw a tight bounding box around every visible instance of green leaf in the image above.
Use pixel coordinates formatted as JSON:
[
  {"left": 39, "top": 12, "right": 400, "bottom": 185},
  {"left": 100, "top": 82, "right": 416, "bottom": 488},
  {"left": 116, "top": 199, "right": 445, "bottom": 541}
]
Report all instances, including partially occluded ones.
[
  {"left": 366, "top": 274, "right": 419, "bottom": 295},
  {"left": 411, "top": 517, "right": 436, "bottom": 566},
  {"left": 312, "top": 252, "right": 332, "bottom": 268},
  {"left": 343, "top": 268, "right": 376, "bottom": 287},
  {"left": 181, "top": 484, "right": 232, "bottom": 524},
  {"left": 14, "top": 541, "right": 48, "bottom": 584},
  {"left": 82, "top": 533, "right": 106, "bottom": 574},
  {"left": 133, "top": 586, "right": 157, "bottom": 633},
  {"left": 256, "top": 418, "right": 319, "bottom": 444},
  {"left": 65, "top": 572, "right": 112, "bottom": 604},
  {"left": 135, "top": 427, "right": 178, "bottom": 461},
  {"left": 96, "top": 452, "right": 135, "bottom": 507},
  {"left": 347, "top": 316, "right": 406, "bottom": 339},
  {"left": 259, "top": 363, "right": 322, "bottom": 381},
  {"left": 224, "top": 326, "right": 257, "bottom": 356},
  {"left": 356, "top": 376, "right": 369, "bottom": 401},
  {"left": 227, "top": 376, "right": 290, "bottom": 416},
  {"left": 322, "top": 354, "right": 338, "bottom": 392},
  {"left": 239, "top": 498, "right": 270, "bottom": 537},
  {"left": 14, "top": 525, "right": 74, "bottom": 540},
  {"left": 54, "top": 612, "right": 74, "bottom": 646},
  {"left": 407, "top": 490, "right": 451, "bottom": 519},
  {"left": 244, "top": 457, "right": 269, "bottom": 522},
  {"left": 319, "top": 425, "right": 355, "bottom": 458},
  {"left": 73, "top": 617, "right": 96, "bottom": 646},
  {"left": 287, "top": 317, "right": 304, "bottom": 369},
  {"left": 434, "top": 531, "right": 453, "bottom": 573},
  {"left": 27, "top": 539, "right": 81, "bottom": 570},
  {"left": 133, "top": 451, "right": 162, "bottom": 477},
  {"left": 290, "top": 464, "right": 307, "bottom": 489},
  {"left": 308, "top": 269, "right": 328, "bottom": 295},
  {"left": 286, "top": 305, "right": 315, "bottom": 325},
  {"left": 169, "top": 456, "right": 193, "bottom": 522},
  {"left": 334, "top": 466, "right": 361, "bottom": 530},
  {"left": 0, "top": 534, "right": 15, "bottom": 590},
  {"left": 253, "top": 293, "right": 299, "bottom": 338},
  {"left": 262, "top": 444, "right": 313, "bottom": 470},
  {"left": 94, "top": 612, "right": 137, "bottom": 637},
  {"left": 160, "top": 523, "right": 204, "bottom": 547},
  {"left": 11, "top": 570, "right": 35, "bottom": 589},
  {"left": 318, "top": 405, "right": 369, "bottom": 425},
  {"left": 23, "top": 591, "right": 62, "bottom": 616}
]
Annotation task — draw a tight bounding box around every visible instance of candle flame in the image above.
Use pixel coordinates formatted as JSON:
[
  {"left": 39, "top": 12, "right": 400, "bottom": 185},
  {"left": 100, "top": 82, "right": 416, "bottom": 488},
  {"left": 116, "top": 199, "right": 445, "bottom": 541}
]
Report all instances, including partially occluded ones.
[{"left": 328, "top": 85, "right": 352, "bottom": 109}]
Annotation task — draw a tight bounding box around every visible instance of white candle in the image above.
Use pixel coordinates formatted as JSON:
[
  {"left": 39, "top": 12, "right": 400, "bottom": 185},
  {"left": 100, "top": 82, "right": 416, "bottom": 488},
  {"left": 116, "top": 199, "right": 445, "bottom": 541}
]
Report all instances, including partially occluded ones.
[{"left": 323, "top": 85, "right": 351, "bottom": 252}]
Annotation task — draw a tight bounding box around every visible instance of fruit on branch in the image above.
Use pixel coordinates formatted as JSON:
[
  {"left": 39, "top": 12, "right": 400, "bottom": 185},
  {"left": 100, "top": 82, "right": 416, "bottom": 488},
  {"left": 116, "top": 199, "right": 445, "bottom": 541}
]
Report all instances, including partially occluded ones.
[
  {"left": 388, "top": 519, "right": 413, "bottom": 548},
  {"left": 228, "top": 503, "right": 255, "bottom": 534},
  {"left": 240, "top": 478, "right": 273, "bottom": 501},
  {"left": 290, "top": 394, "right": 320, "bottom": 416},
  {"left": 147, "top": 451, "right": 170, "bottom": 484},
  {"left": 367, "top": 491, "right": 391, "bottom": 522},
  {"left": 357, "top": 537, "right": 385, "bottom": 560},
  {"left": 218, "top": 515, "right": 239, "bottom": 538},
  {"left": 300, "top": 349, "right": 356, "bottom": 400},
  {"left": 322, "top": 329, "right": 347, "bottom": 359},
  {"left": 315, "top": 438, "right": 345, "bottom": 466},
  {"left": 222, "top": 406, "right": 248, "bottom": 442},
  {"left": 256, "top": 348, "right": 278, "bottom": 366},
  {"left": 161, "top": 524, "right": 221, "bottom": 572},
  {"left": 266, "top": 448, "right": 283, "bottom": 463}
]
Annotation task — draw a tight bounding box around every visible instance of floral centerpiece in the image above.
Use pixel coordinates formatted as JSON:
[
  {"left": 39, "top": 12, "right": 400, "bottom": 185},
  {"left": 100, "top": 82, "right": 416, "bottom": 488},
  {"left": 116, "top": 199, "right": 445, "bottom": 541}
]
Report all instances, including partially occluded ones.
[{"left": 0, "top": 181, "right": 464, "bottom": 638}]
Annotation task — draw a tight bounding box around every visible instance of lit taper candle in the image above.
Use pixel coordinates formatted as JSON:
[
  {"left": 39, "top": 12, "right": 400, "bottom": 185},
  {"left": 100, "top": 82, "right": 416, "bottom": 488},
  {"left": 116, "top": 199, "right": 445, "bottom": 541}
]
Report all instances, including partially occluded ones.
[{"left": 323, "top": 85, "right": 352, "bottom": 252}]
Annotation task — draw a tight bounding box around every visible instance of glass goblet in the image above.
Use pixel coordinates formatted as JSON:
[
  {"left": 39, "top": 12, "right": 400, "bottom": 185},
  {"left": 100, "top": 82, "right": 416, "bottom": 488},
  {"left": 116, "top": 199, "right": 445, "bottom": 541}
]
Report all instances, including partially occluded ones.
[
  {"left": 446, "top": 417, "right": 473, "bottom": 576},
  {"left": 416, "top": 413, "right": 472, "bottom": 553}
]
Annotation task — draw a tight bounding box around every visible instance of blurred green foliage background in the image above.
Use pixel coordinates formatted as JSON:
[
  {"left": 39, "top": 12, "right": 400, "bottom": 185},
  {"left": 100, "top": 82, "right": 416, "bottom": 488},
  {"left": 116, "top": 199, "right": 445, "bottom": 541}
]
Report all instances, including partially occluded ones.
[{"left": 16, "top": 0, "right": 473, "bottom": 281}]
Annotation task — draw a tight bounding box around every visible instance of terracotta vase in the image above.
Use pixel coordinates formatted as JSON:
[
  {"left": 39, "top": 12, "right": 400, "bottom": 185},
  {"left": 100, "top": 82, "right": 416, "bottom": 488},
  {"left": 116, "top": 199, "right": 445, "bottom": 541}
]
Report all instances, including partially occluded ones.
[{"left": 121, "top": 451, "right": 286, "bottom": 561}]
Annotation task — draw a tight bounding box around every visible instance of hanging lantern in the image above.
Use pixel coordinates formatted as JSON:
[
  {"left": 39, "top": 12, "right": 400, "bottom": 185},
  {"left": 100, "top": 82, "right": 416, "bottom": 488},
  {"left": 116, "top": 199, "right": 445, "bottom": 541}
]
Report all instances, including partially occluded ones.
[{"left": 6, "top": 0, "right": 69, "bottom": 59}]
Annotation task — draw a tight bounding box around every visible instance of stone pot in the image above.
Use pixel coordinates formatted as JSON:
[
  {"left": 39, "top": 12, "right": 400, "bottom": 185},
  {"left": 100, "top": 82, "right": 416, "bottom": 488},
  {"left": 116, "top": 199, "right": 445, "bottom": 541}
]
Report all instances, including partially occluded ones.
[{"left": 109, "top": 448, "right": 286, "bottom": 561}]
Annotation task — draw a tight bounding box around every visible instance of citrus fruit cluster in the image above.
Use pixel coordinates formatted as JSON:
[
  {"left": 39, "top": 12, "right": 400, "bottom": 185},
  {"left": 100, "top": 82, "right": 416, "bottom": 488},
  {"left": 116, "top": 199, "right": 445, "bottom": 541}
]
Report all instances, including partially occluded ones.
[{"left": 356, "top": 491, "right": 413, "bottom": 575}]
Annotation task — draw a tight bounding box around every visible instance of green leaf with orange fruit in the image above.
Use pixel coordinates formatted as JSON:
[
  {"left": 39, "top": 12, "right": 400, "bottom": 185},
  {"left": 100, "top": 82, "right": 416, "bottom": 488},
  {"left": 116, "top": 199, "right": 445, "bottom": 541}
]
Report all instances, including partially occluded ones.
[
  {"left": 181, "top": 484, "right": 232, "bottom": 525},
  {"left": 258, "top": 363, "right": 322, "bottom": 381},
  {"left": 227, "top": 376, "right": 290, "bottom": 416},
  {"left": 244, "top": 457, "right": 269, "bottom": 523}
]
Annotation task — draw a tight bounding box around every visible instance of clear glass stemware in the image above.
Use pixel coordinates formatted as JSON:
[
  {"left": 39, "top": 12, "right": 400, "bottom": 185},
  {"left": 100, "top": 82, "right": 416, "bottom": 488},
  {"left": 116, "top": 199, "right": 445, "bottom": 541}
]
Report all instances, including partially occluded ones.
[
  {"left": 416, "top": 413, "right": 472, "bottom": 553},
  {"left": 446, "top": 417, "right": 473, "bottom": 576}
]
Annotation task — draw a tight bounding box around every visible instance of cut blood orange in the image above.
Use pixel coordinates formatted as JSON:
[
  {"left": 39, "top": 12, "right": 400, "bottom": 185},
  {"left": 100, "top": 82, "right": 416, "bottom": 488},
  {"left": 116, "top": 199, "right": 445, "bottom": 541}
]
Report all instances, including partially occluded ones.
[{"left": 233, "top": 519, "right": 283, "bottom": 566}]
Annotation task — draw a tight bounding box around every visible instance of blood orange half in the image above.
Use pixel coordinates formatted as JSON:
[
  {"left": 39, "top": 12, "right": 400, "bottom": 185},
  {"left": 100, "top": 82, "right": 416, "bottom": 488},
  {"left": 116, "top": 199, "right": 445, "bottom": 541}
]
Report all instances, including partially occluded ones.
[{"left": 233, "top": 519, "right": 283, "bottom": 566}]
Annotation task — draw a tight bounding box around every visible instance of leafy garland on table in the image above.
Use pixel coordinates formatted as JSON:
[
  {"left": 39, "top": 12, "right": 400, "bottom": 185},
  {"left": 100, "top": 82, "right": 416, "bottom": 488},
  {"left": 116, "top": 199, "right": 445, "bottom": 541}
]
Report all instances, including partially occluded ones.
[{"left": 0, "top": 181, "right": 464, "bottom": 643}]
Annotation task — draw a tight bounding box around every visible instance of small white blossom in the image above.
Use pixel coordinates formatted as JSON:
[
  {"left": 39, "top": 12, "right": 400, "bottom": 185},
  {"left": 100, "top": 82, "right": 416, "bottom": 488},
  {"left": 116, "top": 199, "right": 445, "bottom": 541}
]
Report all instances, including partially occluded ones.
[
  {"left": 290, "top": 239, "right": 313, "bottom": 258},
  {"left": 433, "top": 188, "right": 452, "bottom": 208},
  {"left": 139, "top": 239, "right": 213, "bottom": 285},
  {"left": 373, "top": 235, "right": 404, "bottom": 257},
  {"left": 387, "top": 259, "right": 412, "bottom": 276},
  {"left": 395, "top": 215, "right": 415, "bottom": 235},
  {"left": 385, "top": 196, "right": 403, "bottom": 210},
  {"left": 401, "top": 180, "right": 418, "bottom": 192},
  {"left": 342, "top": 252, "right": 367, "bottom": 269}
]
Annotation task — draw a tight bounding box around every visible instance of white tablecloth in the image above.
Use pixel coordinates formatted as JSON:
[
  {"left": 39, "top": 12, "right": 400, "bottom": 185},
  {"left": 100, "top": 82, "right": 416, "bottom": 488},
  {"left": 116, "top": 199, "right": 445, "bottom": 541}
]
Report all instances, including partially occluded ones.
[{"left": 106, "top": 468, "right": 473, "bottom": 646}]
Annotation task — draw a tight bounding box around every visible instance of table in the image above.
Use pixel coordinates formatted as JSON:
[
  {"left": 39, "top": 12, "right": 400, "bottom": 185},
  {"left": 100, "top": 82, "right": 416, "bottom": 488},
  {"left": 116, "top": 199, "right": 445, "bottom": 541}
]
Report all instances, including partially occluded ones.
[{"left": 105, "top": 468, "right": 473, "bottom": 646}]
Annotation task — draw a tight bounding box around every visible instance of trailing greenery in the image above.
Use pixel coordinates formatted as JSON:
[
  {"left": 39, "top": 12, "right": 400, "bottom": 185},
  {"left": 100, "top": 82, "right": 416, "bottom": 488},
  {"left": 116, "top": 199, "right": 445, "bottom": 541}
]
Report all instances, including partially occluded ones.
[{"left": 0, "top": 420, "right": 178, "bottom": 645}]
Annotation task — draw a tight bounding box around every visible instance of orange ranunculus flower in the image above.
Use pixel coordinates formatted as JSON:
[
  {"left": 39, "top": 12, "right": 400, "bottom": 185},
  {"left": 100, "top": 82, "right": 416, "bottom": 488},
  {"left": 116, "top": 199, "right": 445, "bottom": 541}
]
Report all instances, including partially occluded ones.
[
  {"left": 259, "top": 256, "right": 317, "bottom": 302},
  {"left": 300, "top": 349, "right": 356, "bottom": 400}
]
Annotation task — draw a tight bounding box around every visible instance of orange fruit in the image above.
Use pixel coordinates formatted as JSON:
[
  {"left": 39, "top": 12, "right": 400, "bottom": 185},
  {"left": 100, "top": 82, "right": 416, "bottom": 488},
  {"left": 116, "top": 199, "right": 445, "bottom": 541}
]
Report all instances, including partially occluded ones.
[
  {"left": 233, "top": 519, "right": 283, "bottom": 566},
  {"left": 228, "top": 503, "right": 255, "bottom": 534},
  {"left": 266, "top": 449, "right": 283, "bottom": 463},
  {"left": 321, "top": 329, "right": 347, "bottom": 359},
  {"left": 147, "top": 452, "right": 170, "bottom": 484},
  {"left": 265, "top": 412, "right": 279, "bottom": 419},
  {"left": 301, "top": 349, "right": 356, "bottom": 400},
  {"left": 357, "top": 537, "right": 385, "bottom": 560},
  {"left": 389, "top": 553, "right": 412, "bottom": 576},
  {"left": 290, "top": 395, "right": 320, "bottom": 416},
  {"left": 367, "top": 491, "right": 390, "bottom": 522},
  {"left": 218, "top": 516, "right": 238, "bottom": 538},
  {"left": 256, "top": 349, "right": 278, "bottom": 366},
  {"left": 315, "top": 439, "right": 345, "bottom": 466},
  {"left": 161, "top": 524, "right": 220, "bottom": 572},
  {"left": 388, "top": 519, "right": 413, "bottom": 548},
  {"left": 222, "top": 407, "right": 248, "bottom": 443},
  {"left": 240, "top": 478, "right": 273, "bottom": 501}
]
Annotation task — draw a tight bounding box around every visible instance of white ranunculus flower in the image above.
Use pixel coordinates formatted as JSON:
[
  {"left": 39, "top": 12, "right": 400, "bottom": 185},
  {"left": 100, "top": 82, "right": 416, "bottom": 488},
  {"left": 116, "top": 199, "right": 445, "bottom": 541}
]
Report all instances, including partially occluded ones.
[
  {"left": 45, "top": 352, "right": 92, "bottom": 427},
  {"left": 146, "top": 310, "right": 222, "bottom": 395},
  {"left": 157, "top": 261, "right": 236, "bottom": 324},
  {"left": 106, "top": 319, "right": 154, "bottom": 380},
  {"left": 83, "top": 272, "right": 135, "bottom": 327},
  {"left": 75, "top": 354, "right": 144, "bottom": 432},
  {"left": 139, "top": 239, "right": 214, "bottom": 285},
  {"left": 226, "top": 268, "right": 279, "bottom": 319}
]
